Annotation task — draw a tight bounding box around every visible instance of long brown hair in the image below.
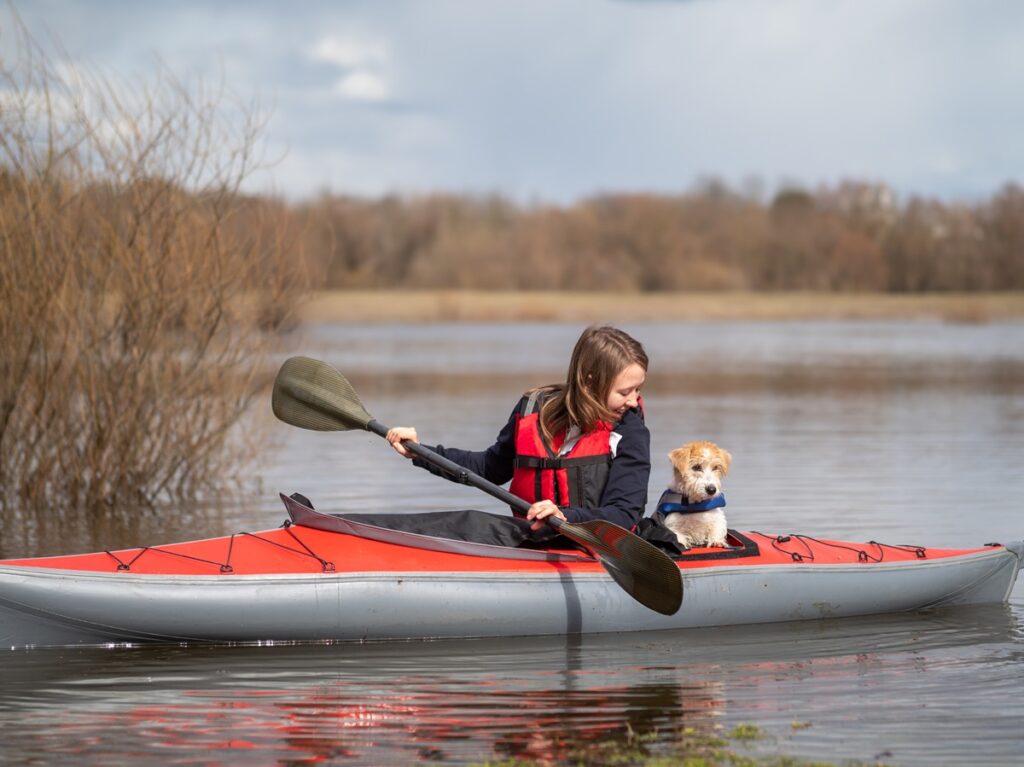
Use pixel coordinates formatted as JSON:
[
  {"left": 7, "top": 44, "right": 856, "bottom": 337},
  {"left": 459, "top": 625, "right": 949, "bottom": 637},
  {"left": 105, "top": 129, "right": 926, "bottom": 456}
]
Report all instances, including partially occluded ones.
[{"left": 532, "top": 326, "right": 648, "bottom": 445}]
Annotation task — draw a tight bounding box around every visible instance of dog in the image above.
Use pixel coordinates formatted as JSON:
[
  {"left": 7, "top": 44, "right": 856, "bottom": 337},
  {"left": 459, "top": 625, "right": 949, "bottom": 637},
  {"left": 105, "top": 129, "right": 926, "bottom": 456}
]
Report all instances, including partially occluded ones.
[{"left": 659, "top": 440, "right": 732, "bottom": 549}]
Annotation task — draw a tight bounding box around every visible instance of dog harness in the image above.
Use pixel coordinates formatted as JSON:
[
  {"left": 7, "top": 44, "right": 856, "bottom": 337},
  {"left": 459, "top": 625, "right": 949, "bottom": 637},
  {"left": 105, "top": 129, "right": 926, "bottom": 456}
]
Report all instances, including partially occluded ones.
[
  {"left": 656, "top": 489, "right": 727, "bottom": 514},
  {"left": 508, "top": 390, "right": 617, "bottom": 510}
]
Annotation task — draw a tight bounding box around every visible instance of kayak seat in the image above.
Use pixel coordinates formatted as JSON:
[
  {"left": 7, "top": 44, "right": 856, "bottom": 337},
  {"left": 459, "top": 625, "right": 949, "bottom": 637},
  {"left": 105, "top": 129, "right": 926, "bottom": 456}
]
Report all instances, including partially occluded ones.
[{"left": 669, "top": 530, "right": 761, "bottom": 562}]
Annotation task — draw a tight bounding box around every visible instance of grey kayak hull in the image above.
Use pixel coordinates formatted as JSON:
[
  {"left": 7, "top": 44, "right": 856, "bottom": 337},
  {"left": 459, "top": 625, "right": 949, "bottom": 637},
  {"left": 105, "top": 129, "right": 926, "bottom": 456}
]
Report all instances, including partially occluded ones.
[{"left": 2, "top": 541, "right": 1021, "bottom": 649}]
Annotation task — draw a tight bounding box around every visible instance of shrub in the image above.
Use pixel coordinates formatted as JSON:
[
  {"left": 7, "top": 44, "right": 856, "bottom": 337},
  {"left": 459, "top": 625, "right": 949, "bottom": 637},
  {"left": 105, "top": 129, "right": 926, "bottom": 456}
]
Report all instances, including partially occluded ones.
[{"left": 0, "top": 15, "right": 302, "bottom": 543}]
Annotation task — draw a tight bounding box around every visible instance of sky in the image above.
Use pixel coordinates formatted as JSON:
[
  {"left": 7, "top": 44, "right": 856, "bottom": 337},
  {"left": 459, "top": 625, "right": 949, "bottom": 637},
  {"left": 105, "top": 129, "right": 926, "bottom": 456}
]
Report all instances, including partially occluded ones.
[{"left": 6, "top": 0, "right": 1024, "bottom": 203}]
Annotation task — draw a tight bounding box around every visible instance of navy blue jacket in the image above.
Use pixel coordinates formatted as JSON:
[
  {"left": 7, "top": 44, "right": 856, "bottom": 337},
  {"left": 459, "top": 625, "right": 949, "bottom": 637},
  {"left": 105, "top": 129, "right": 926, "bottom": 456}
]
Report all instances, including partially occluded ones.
[{"left": 415, "top": 396, "right": 651, "bottom": 529}]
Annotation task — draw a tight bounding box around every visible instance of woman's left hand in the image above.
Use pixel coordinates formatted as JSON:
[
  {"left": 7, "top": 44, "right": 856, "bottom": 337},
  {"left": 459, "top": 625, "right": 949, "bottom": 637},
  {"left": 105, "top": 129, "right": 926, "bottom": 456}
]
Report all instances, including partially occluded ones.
[{"left": 526, "top": 500, "right": 566, "bottom": 531}]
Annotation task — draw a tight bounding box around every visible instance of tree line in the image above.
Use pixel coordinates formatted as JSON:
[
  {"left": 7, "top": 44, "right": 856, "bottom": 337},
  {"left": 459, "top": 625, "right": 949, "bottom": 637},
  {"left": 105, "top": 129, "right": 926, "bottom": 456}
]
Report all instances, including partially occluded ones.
[{"left": 284, "top": 181, "right": 1024, "bottom": 293}]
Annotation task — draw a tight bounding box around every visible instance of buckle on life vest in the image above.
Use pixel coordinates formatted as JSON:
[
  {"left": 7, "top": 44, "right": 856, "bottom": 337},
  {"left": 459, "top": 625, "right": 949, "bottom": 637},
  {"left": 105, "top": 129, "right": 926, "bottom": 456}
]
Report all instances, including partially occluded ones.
[{"left": 515, "top": 456, "right": 565, "bottom": 470}]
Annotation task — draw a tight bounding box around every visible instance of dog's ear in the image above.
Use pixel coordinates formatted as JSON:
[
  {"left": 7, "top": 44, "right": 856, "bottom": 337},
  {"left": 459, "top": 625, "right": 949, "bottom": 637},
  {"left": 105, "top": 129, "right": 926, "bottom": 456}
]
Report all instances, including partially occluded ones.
[
  {"left": 717, "top": 448, "right": 732, "bottom": 476},
  {"left": 668, "top": 446, "right": 693, "bottom": 467}
]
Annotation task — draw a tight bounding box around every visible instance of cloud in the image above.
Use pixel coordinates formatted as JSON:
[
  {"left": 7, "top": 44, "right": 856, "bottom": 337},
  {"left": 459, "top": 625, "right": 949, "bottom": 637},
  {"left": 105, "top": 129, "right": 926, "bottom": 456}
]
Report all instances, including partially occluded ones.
[
  {"left": 335, "top": 70, "right": 390, "bottom": 102},
  {"left": 9, "top": 0, "right": 1024, "bottom": 201},
  {"left": 310, "top": 37, "right": 388, "bottom": 69},
  {"left": 310, "top": 34, "right": 393, "bottom": 103}
]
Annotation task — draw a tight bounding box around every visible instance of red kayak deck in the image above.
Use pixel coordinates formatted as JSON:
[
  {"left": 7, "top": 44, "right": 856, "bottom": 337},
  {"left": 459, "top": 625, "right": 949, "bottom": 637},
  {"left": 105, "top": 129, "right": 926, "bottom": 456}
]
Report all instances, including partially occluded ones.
[{"left": 1, "top": 523, "right": 998, "bottom": 577}]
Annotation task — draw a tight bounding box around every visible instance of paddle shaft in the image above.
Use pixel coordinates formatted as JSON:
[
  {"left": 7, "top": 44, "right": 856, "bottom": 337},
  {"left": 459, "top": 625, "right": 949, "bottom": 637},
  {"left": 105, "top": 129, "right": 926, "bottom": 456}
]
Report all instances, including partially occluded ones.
[
  {"left": 366, "top": 419, "right": 533, "bottom": 515},
  {"left": 372, "top": 421, "right": 589, "bottom": 528}
]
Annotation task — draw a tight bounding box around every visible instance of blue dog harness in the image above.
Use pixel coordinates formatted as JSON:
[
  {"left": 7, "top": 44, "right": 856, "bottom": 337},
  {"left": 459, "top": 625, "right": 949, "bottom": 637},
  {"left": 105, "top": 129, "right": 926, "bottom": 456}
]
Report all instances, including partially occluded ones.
[{"left": 656, "top": 489, "right": 727, "bottom": 514}]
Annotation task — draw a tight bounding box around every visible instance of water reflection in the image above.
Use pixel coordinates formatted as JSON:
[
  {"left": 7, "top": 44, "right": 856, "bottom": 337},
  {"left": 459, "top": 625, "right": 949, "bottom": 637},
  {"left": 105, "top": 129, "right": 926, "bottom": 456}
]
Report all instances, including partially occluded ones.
[{"left": 2, "top": 606, "right": 1020, "bottom": 765}]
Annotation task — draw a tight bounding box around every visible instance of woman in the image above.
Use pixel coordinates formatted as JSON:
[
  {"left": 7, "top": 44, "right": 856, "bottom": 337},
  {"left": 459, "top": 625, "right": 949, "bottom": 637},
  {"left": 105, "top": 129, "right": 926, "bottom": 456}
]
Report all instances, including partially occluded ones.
[{"left": 387, "top": 325, "right": 650, "bottom": 531}]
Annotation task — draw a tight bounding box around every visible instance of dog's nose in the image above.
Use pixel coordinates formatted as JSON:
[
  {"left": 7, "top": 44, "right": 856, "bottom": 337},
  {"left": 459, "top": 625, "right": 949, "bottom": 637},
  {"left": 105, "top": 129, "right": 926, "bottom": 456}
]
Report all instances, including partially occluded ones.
[{"left": 705, "top": 485, "right": 718, "bottom": 497}]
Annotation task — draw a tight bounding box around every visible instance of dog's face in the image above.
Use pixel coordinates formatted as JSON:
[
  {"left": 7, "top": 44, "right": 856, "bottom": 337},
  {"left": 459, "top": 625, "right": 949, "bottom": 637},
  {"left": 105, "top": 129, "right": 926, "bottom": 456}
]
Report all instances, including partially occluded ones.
[{"left": 669, "top": 441, "right": 732, "bottom": 502}]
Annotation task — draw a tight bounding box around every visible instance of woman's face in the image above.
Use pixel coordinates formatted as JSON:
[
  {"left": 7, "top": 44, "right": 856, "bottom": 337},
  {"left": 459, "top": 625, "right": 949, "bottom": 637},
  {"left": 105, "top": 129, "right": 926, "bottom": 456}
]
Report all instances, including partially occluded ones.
[{"left": 605, "top": 362, "right": 646, "bottom": 418}]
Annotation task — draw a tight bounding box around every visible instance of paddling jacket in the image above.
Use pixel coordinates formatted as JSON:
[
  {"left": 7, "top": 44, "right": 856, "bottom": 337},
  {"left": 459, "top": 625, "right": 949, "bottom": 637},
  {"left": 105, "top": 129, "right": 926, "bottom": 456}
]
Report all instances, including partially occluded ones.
[{"left": 413, "top": 394, "right": 650, "bottom": 530}]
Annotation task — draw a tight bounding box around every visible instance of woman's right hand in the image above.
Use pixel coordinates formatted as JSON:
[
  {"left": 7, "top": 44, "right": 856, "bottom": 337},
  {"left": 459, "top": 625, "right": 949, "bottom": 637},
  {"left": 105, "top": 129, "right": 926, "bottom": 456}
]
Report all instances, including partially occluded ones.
[
  {"left": 525, "top": 500, "right": 566, "bottom": 531},
  {"left": 386, "top": 427, "right": 419, "bottom": 458}
]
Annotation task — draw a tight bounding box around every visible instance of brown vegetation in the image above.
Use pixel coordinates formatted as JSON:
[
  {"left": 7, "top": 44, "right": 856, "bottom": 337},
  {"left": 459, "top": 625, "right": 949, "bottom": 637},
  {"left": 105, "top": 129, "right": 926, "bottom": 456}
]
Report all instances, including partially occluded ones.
[
  {"left": 0, "top": 18, "right": 303, "bottom": 537},
  {"left": 290, "top": 180, "right": 1024, "bottom": 294}
]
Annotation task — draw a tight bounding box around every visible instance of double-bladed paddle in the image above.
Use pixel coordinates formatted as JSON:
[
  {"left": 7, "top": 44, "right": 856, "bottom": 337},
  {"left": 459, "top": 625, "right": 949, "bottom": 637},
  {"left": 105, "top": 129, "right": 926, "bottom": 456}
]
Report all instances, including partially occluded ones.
[{"left": 271, "top": 355, "right": 683, "bottom": 616}]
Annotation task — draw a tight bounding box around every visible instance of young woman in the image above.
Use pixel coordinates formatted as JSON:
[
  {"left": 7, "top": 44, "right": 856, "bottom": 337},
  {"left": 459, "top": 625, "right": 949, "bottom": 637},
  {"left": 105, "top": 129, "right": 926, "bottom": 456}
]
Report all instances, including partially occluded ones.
[{"left": 386, "top": 325, "right": 650, "bottom": 531}]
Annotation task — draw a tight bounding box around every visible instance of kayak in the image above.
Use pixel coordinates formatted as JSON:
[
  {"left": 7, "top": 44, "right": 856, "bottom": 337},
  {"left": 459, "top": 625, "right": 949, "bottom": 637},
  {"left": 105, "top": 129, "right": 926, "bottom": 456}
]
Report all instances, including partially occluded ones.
[{"left": 2, "top": 494, "right": 1021, "bottom": 649}]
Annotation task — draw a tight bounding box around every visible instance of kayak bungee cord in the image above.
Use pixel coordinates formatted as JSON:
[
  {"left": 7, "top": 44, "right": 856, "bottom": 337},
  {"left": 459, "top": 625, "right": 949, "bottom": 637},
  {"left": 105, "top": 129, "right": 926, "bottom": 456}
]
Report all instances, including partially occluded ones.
[
  {"left": 748, "top": 531, "right": 929, "bottom": 564},
  {"left": 103, "top": 526, "right": 336, "bottom": 574}
]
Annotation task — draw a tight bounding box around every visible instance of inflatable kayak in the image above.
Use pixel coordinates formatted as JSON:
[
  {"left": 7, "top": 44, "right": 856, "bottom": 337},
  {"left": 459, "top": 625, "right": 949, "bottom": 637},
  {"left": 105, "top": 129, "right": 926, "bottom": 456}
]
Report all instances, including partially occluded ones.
[{"left": 1, "top": 495, "right": 1021, "bottom": 649}]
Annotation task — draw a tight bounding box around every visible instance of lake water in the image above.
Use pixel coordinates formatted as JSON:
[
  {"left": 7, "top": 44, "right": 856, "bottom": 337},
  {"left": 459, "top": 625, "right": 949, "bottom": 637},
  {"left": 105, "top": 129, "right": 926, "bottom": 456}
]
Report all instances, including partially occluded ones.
[{"left": 2, "top": 320, "right": 1023, "bottom": 765}]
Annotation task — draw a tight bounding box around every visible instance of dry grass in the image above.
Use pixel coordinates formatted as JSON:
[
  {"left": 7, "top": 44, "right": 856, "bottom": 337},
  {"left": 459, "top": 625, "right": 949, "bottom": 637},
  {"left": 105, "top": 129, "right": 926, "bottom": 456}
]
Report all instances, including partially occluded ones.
[{"left": 299, "top": 290, "right": 1024, "bottom": 324}]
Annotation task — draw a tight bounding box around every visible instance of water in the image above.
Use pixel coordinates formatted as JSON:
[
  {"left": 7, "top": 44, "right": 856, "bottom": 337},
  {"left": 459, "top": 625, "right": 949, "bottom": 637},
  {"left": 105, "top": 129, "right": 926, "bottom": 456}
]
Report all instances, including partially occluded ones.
[{"left": 2, "top": 320, "right": 1023, "bottom": 766}]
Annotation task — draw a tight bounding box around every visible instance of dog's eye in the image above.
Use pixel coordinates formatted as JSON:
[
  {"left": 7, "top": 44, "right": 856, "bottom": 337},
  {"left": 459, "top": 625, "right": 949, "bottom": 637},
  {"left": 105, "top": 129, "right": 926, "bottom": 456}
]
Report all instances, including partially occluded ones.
[
  {"left": 713, "top": 464, "right": 724, "bottom": 473},
  {"left": 691, "top": 464, "right": 702, "bottom": 472}
]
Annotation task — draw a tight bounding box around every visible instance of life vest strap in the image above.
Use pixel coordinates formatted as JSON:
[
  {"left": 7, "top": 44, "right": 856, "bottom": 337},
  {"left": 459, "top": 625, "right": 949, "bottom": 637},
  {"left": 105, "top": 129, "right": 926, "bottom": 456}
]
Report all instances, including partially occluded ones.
[
  {"left": 515, "top": 454, "right": 612, "bottom": 470},
  {"left": 522, "top": 389, "right": 544, "bottom": 417}
]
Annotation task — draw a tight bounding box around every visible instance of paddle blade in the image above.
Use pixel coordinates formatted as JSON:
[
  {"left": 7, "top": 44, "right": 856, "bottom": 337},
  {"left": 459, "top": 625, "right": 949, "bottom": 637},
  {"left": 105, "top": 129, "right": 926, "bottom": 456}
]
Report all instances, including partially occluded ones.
[
  {"left": 558, "top": 519, "right": 683, "bottom": 616},
  {"left": 272, "top": 356, "right": 373, "bottom": 432}
]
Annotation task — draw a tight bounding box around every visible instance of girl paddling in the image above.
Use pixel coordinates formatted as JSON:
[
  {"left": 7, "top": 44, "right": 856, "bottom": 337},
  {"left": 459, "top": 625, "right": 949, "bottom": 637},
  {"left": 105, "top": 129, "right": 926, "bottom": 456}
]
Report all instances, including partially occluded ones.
[{"left": 387, "top": 325, "right": 650, "bottom": 531}]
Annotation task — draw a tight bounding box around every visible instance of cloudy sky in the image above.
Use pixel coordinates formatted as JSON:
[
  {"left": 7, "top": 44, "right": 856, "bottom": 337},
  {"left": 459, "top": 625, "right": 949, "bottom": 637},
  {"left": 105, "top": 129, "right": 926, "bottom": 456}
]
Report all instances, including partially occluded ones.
[{"left": 7, "top": 0, "right": 1024, "bottom": 203}]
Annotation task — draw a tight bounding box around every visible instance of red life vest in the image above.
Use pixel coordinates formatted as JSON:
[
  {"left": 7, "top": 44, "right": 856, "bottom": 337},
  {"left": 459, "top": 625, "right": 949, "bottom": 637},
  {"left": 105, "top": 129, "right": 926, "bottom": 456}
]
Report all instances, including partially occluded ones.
[{"left": 508, "top": 390, "right": 615, "bottom": 511}]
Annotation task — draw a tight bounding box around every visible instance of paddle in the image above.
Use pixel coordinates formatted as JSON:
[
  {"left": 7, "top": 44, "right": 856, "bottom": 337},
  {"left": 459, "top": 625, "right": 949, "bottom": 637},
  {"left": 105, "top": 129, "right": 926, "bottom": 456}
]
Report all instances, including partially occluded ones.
[{"left": 271, "top": 356, "right": 683, "bottom": 616}]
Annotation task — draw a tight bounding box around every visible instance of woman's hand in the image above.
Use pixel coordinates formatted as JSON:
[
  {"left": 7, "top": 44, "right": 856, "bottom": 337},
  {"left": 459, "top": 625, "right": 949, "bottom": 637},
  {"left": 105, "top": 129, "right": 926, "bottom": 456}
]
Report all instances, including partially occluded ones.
[
  {"left": 526, "top": 500, "right": 566, "bottom": 531},
  {"left": 386, "top": 427, "right": 419, "bottom": 458}
]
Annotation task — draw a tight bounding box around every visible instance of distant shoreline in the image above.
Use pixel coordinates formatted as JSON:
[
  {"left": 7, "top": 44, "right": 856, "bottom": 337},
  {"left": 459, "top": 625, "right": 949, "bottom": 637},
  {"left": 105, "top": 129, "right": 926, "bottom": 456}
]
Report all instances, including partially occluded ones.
[{"left": 297, "top": 290, "right": 1024, "bottom": 324}]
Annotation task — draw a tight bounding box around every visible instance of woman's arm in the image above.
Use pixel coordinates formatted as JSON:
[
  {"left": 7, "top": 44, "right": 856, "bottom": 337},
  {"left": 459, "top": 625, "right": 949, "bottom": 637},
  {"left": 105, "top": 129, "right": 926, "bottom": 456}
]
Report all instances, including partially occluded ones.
[
  {"left": 562, "top": 409, "right": 651, "bottom": 529},
  {"left": 406, "top": 401, "right": 522, "bottom": 486}
]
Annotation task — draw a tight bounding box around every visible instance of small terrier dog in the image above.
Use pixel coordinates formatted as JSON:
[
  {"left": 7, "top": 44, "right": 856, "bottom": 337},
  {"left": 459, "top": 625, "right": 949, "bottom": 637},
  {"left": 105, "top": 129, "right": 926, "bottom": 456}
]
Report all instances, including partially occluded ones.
[{"left": 660, "top": 440, "right": 732, "bottom": 549}]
